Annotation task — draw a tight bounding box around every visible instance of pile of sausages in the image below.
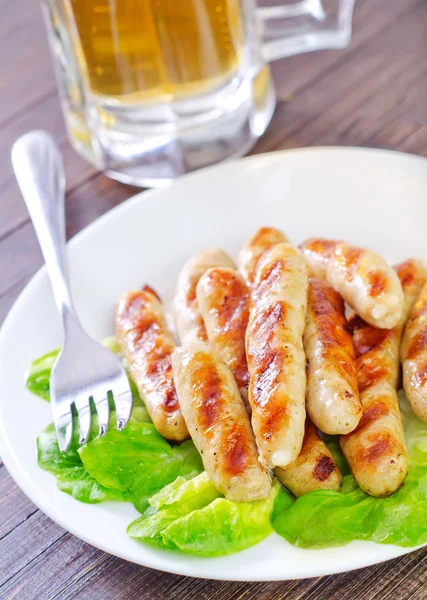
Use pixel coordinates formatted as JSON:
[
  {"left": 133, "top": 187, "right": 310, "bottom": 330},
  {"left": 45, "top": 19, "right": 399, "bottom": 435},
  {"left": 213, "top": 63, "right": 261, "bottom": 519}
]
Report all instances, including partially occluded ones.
[{"left": 115, "top": 227, "right": 427, "bottom": 501}]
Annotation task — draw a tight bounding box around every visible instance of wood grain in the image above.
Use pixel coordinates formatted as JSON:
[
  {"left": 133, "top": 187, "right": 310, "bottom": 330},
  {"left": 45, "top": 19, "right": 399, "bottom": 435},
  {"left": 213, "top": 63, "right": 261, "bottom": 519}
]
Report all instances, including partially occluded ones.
[{"left": 2, "top": 0, "right": 427, "bottom": 598}]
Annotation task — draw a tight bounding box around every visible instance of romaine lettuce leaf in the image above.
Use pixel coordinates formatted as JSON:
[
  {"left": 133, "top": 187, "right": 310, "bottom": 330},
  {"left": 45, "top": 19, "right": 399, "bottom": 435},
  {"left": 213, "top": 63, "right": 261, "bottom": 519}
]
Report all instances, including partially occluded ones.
[
  {"left": 273, "top": 392, "right": 427, "bottom": 548},
  {"left": 127, "top": 473, "right": 221, "bottom": 548},
  {"left": 160, "top": 479, "right": 288, "bottom": 556}
]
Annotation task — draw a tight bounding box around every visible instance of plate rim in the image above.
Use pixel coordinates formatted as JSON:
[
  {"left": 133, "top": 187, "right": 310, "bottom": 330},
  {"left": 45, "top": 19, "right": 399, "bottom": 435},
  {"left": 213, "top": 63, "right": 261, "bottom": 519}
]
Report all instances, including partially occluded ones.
[{"left": 1, "top": 146, "right": 426, "bottom": 581}]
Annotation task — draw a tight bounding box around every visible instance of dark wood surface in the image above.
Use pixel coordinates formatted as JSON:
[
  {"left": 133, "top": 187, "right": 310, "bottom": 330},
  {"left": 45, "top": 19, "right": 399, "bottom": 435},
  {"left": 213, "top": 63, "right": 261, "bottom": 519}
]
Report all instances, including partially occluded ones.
[{"left": 2, "top": 0, "right": 427, "bottom": 598}]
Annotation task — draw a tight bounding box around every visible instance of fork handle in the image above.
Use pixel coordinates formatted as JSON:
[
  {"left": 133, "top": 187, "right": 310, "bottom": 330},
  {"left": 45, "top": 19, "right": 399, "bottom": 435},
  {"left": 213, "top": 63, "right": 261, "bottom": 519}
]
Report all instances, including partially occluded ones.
[{"left": 12, "top": 131, "right": 78, "bottom": 330}]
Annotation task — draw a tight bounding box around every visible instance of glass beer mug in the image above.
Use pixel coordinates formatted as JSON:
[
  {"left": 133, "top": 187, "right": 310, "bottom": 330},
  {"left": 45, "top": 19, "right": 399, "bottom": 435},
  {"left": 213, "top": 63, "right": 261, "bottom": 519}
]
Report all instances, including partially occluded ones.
[{"left": 43, "top": 0, "right": 355, "bottom": 187}]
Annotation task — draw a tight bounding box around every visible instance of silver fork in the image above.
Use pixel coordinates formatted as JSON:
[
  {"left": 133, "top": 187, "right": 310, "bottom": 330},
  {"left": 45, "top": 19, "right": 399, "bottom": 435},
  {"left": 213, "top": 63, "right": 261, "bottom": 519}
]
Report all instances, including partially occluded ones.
[{"left": 12, "top": 131, "right": 132, "bottom": 452}]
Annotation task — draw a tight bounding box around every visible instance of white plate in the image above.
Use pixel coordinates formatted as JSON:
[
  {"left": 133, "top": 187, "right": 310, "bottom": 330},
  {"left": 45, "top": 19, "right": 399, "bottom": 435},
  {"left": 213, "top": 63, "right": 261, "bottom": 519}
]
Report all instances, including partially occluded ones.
[{"left": 1, "top": 147, "right": 427, "bottom": 581}]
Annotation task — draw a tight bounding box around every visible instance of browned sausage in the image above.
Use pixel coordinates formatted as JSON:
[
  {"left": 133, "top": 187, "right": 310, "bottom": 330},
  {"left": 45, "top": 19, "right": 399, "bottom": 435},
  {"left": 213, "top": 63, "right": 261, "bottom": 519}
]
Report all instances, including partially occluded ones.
[
  {"left": 171, "top": 342, "right": 272, "bottom": 502},
  {"left": 300, "top": 238, "right": 404, "bottom": 329},
  {"left": 116, "top": 286, "right": 189, "bottom": 441},
  {"left": 246, "top": 243, "right": 308, "bottom": 469},
  {"left": 304, "top": 278, "right": 361, "bottom": 434},
  {"left": 401, "top": 260, "right": 427, "bottom": 422},
  {"left": 339, "top": 260, "right": 427, "bottom": 496},
  {"left": 196, "top": 267, "right": 250, "bottom": 407},
  {"left": 275, "top": 419, "right": 342, "bottom": 496},
  {"left": 238, "top": 227, "right": 289, "bottom": 287},
  {"left": 174, "top": 248, "right": 236, "bottom": 345}
]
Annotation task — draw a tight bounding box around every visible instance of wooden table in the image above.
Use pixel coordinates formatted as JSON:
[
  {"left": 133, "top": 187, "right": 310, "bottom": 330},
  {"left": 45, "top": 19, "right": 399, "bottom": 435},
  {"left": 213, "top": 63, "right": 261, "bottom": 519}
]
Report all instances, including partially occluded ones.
[{"left": 1, "top": 0, "right": 427, "bottom": 598}]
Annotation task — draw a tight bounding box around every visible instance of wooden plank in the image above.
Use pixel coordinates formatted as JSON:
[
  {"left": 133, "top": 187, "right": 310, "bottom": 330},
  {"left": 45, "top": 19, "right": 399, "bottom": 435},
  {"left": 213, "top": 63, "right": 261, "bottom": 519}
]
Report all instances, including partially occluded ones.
[
  {"left": 0, "top": 278, "right": 31, "bottom": 326},
  {"left": 0, "top": 175, "right": 138, "bottom": 300},
  {"left": 0, "top": 94, "right": 96, "bottom": 241},
  {"left": 2, "top": 528, "right": 427, "bottom": 600},
  {"left": 254, "top": 0, "right": 427, "bottom": 154},
  {"left": 0, "top": 466, "right": 37, "bottom": 540},
  {"left": 0, "top": 510, "right": 65, "bottom": 588},
  {"left": 0, "top": 0, "right": 55, "bottom": 128}
]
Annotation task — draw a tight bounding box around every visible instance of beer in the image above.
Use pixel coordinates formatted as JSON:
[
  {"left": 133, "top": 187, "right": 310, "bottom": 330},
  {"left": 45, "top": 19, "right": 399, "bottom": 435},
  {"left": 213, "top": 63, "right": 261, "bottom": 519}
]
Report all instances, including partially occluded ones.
[{"left": 68, "top": 0, "right": 244, "bottom": 100}]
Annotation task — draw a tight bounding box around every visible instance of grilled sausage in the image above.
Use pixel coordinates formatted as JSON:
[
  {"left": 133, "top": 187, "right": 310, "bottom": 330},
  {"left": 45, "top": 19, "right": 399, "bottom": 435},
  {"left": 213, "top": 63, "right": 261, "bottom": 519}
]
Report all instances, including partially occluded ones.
[
  {"left": 238, "top": 227, "right": 289, "bottom": 287},
  {"left": 351, "top": 259, "right": 427, "bottom": 392},
  {"left": 196, "top": 267, "right": 250, "bottom": 407},
  {"left": 171, "top": 343, "right": 272, "bottom": 502},
  {"left": 396, "top": 259, "right": 427, "bottom": 321},
  {"left": 338, "top": 260, "right": 427, "bottom": 496},
  {"left": 116, "top": 286, "right": 189, "bottom": 441},
  {"left": 300, "top": 238, "right": 404, "bottom": 329},
  {"left": 401, "top": 261, "right": 427, "bottom": 422},
  {"left": 174, "top": 248, "right": 236, "bottom": 345},
  {"left": 275, "top": 420, "right": 342, "bottom": 496},
  {"left": 246, "top": 242, "right": 308, "bottom": 469},
  {"left": 304, "top": 278, "right": 361, "bottom": 434},
  {"left": 340, "top": 379, "right": 407, "bottom": 497}
]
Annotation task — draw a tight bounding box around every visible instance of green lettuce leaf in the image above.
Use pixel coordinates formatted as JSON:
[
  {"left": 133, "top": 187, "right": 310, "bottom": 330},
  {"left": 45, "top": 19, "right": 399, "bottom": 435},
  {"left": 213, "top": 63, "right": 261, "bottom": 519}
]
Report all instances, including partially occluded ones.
[
  {"left": 79, "top": 422, "right": 203, "bottom": 513},
  {"left": 160, "top": 479, "right": 287, "bottom": 556},
  {"left": 26, "top": 348, "right": 59, "bottom": 401},
  {"left": 37, "top": 420, "right": 125, "bottom": 503},
  {"left": 36, "top": 404, "right": 188, "bottom": 509},
  {"left": 127, "top": 473, "right": 221, "bottom": 548},
  {"left": 273, "top": 392, "right": 427, "bottom": 548}
]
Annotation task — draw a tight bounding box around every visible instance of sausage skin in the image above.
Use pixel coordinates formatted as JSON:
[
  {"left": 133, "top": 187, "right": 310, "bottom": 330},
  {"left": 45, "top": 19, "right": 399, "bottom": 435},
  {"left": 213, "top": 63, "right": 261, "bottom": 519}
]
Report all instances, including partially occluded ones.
[
  {"left": 275, "top": 419, "right": 342, "bottom": 496},
  {"left": 246, "top": 243, "right": 308, "bottom": 469},
  {"left": 116, "top": 286, "right": 189, "bottom": 441},
  {"left": 174, "top": 248, "right": 235, "bottom": 345},
  {"left": 300, "top": 238, "right": 404, "bottom": 329},
  {"left": 171, "top": 342, "right": 272, "bottom": 502},
  {"left": 196, "top": 267, "right": 250, "bottom": 407},
  {"left": 238, "top": 227, "right": 289, "bottom": 288},
  {"left": 339, "top": 260, "right": 427, "bottom": 496},
  {"left": 401, "top": 260, "right": 427, "bottom": 422},
  {"left": 304, "top": 278, "right": 361, "bottom": 435}
]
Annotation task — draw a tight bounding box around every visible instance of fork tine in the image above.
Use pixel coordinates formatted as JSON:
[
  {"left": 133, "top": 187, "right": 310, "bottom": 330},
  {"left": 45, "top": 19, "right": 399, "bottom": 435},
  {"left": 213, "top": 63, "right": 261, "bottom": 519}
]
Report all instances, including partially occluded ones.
[
  {"left": 54, "top": 410, "right": 73, "bottom": 453},
  {"left": 94, "top": 395, "right": 109, "bottom": 437},
  {"left": 113, "top": 388, "right": 133, "bottom": 431},
  {"left": 75, "top": 395, "right": 91, "bottom": 445}
]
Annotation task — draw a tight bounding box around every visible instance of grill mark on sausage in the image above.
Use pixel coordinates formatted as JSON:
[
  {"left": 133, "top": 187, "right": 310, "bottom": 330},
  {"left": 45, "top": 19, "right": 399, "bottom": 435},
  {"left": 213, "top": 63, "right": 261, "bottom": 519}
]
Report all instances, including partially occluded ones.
[
  {"left": 118, "top": 289, "right": 180, "bottom": 415},
  {"left": 313, "top": 455, "right": 336, "bottom": 481},
  {"left": 411, "top": 361, "right": 427, "bottom": 388},
  {"left": 358, "top": 400, "right": 390, "bottom": 429},
  {"left": 350, "top": 314, "right": 391, "bottom": 358},
  {"left": 301, "top": 239, "right": 337, "bottom": 260},
  {"left": 202, "top": 269, "right": 249, "bottom": 388},
  {"left": 216, "top": 275, "right": 249, "bottom": 334},
  {"left": 309, "top": 279, "right": 358, "bottom": 391},
  {"left": 247, "top": 302, "right": 290, "bottom": 438},
  {"left": 367, "top": 270, "right": 387, "bottom": 298},
  {"left": 357, "top": 359, "right": 389, "bottom": 393},
  {"left": 222, "top": 424, "right": 251, "bottom": 476},
  {"left": 253, "top": 259, "right": 286, "bottom": 302},
  {"left": 190, "top": 352, "right": 224, "bottom": 435},
  {"left": 395, "top": 260, "right": 416, "bottom": 288},
  {"left": 334, "top": 245, "right": 363, "bottom": 280},
  {"left": 407, "top": 325, "right": 427, "bottom": 360},
  {"left": 363, "top": 437, "right": 393, "bottom": 463},
  {"left": 247, "top": 228, "right": 287, "bottom": 284}
]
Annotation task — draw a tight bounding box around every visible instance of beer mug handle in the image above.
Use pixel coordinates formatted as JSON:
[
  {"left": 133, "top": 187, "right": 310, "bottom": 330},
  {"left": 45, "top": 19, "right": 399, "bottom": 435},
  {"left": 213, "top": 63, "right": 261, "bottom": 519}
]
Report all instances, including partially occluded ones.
[{"left": 259, "top": 0, "right": 355, "bottom": 62}]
